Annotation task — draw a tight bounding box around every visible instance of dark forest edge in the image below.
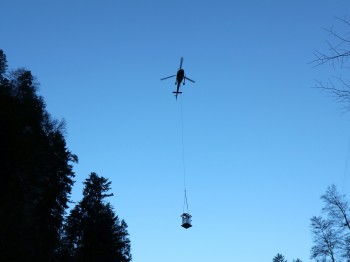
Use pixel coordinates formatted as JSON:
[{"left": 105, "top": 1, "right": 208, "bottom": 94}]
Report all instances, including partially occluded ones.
[{"left": 0, "top": 49, "right": 131, "bottom": 262}]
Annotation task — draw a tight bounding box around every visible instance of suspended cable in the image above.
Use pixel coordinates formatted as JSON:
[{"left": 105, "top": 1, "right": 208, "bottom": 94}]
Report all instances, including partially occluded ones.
[
  {"left": 180, "top": 96, "right": 190, "bottom": 213},
  {"left": 179, "top": 95, "right": 192, "bottom": 229},
  {"left": 183, "top": 189, "right": 190, "bottom": 214},
  {"left": 180, "top": 95, "right": 187, "bottom": 193}
]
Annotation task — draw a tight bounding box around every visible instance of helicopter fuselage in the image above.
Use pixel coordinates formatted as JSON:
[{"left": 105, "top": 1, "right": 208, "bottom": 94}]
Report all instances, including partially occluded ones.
[
  {"left": 175, "top": 69, "right": 185, "bottom": 94},
  {"left": 176, "top": 69, "right": 185, "bottom": 84}
]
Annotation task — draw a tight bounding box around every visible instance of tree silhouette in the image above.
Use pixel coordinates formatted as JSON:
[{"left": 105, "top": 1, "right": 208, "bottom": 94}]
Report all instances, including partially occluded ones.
[
  {"left": 273, "top": 253, "right": 287, "bottom": 262},
  {"left": 310, "top": 185, "right": 350, "bottom": 261},
  {"left": 0, "top": 50, "right": 77, "bottom": 261},
  {"left": 310, "top": 216, "right": 338, "bottom": 262},
  {"left": 64, "top": 172, "right": 131, "bottom": 262},
  {"left": 0, "top": 49, "right": 7, "bottom": 80},
  {"left": 312, "top": 17, "right": 350, "bottom": 111}
]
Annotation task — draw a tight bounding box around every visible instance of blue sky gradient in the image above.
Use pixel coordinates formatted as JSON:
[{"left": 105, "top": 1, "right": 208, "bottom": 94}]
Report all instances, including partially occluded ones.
[{"left": 2, "top": 1, "right": 350, "bottom": 261}]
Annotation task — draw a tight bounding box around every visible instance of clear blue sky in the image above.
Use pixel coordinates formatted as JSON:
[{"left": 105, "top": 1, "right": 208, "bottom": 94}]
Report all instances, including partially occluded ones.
[{"left": 2, "top": 1, "right": 350, "bottom": 261}]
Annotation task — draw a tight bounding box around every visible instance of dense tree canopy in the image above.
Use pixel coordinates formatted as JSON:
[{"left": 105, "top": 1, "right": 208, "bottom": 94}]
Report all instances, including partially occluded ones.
[
  {"left": 0, "top": 49, "right": 77, "bottom": 261},
  {"left": 0, "top": 49, "right": 131, "bottom": 261}
]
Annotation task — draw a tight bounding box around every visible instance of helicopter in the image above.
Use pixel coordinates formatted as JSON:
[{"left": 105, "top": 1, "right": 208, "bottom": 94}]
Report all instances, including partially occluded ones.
[{"left": 160, "top": 57, "right": 195, "bottom": 99}]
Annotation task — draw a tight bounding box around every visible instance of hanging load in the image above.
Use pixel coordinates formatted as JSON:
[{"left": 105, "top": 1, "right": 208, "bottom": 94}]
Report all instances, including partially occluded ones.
[
  {"left": 181, "top": 213, "right": 192, "bottom": 229},
  {"left": 181, "top": 189, "right": 192, "bottom": 229}
]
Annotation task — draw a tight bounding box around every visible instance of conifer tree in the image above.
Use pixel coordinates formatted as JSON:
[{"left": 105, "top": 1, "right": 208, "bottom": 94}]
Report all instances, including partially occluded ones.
[
  {"left": 64, "top": 172, "right": 131, "bottom": 262},
  {"left": 273, "top": 253, "right": 287, "bottom": 262}
]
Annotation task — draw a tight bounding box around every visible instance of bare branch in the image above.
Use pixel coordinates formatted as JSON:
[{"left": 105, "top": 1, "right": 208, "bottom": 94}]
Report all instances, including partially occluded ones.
[
  {"left": 313, "top": 76, "right": 350, "bottom": 111},
  {"left": 311, "top": 18, "right": 350, "bottom": 68},
  {"left": 335, "top": 16, "right": 350, "bottom": 27}
]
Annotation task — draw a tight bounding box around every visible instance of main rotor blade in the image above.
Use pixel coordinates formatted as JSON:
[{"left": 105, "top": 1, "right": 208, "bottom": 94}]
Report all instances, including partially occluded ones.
[
  {"left": 185, "top": 76, "right": 195, "bottom": 83},
  {"left": 179, "top": 57, "right": 183, "bottom": 69},
  {"left": 160, "top": 75, "right": 176, "bottom": 80}
]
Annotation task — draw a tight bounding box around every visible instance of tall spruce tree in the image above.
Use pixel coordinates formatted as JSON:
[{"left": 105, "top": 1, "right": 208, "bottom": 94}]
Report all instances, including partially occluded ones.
[
  {"left": 0, "top": 49, "right": 77, "bottom": 261},
  {"left": 273, "top": 253, "right": 287, "bottom": 262},
  {"left": 64, "top": 172, "right": 131, "bottom": 262}
]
